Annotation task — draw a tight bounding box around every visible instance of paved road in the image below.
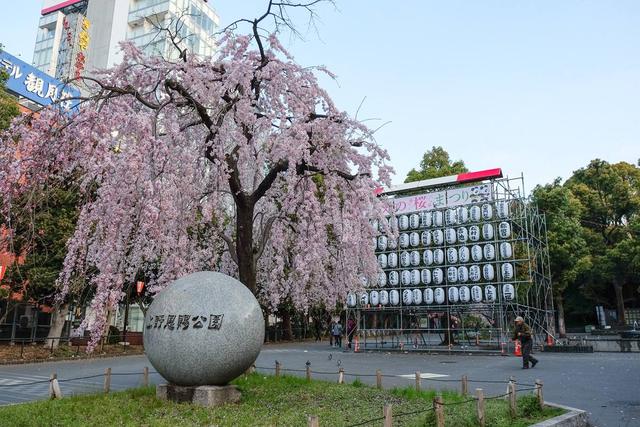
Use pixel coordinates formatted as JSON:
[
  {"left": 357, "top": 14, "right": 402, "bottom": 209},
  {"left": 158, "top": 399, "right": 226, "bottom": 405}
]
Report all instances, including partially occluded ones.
[{"left": 0, "top": 342, "right": 638, "bottom": 426}]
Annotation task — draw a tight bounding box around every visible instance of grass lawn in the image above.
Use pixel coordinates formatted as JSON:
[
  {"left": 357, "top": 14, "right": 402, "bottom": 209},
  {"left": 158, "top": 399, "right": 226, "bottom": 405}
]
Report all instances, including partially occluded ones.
[{"left": 0, "top": 374, "right": 563, "bottom": 426}]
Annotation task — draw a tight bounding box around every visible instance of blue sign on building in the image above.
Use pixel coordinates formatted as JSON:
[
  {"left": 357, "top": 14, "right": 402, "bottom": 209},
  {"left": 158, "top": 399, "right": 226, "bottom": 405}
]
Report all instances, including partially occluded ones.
[{"left": 0, "top": 50, "right": 81, "bottom": 111}]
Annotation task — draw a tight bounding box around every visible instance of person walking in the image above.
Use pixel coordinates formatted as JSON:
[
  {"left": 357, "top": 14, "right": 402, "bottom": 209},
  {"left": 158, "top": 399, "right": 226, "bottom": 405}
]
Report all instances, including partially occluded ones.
[
  {"left": 512, "top": 316, "right": 538, "bottom": 369},
  {"left": 346, "top": 317, "right": 356, "bottom": 349},
  {"left": 332, "top": 320, "right": 343, "bottom": 349},
  {"left": 329, "top": 319, "right": 336, "bottom": 347}
]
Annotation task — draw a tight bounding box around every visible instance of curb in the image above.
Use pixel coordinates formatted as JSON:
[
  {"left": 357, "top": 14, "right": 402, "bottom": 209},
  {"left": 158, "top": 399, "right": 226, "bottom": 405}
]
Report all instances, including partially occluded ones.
[
  {"left": 531, "top": 402, "right": 589, "bottom": 427},
  {"left": 0, "top": 352, "right": 145, "bottom": 367}
]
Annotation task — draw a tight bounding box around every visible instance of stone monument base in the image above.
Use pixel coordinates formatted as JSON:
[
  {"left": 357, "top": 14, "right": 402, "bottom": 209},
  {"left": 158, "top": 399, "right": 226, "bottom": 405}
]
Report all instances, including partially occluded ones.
[{"left": 156, "top": 383, "right": 241, "bottom": 407}]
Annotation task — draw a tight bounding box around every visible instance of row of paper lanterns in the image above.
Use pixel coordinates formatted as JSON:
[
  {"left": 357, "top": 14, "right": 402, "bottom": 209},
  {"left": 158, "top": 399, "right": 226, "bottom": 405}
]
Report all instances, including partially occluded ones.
[
  {"left": 347, "top": 284, "right": 515, "bottom": 307},
  {"left": 374, "top": 202, "right": 511, "bottom": 232},
  {"left": 374, "top": 222, "right": 512, "bottom": 252},
  {"left": 374, "top": 262, "right": 514, "bottom": 287},
  {"left": 378, "top": 243, "right": 513, "bottom": 269}
]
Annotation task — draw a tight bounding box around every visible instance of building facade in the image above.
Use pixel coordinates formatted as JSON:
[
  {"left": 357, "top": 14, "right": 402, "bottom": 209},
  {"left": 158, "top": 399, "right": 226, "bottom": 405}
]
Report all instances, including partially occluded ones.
[{"left": 34, "top": 0, "right": 219, "bottom": 82}]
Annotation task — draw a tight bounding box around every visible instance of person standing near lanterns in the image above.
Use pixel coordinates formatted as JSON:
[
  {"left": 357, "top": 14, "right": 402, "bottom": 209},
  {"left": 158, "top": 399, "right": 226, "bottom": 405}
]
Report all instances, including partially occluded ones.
[{"left": 513, "top": 316, "right": 538, "bottom": 369}]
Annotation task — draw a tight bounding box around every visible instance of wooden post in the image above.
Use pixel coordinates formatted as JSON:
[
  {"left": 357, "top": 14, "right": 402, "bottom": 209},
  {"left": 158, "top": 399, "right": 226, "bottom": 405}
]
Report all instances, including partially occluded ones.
[
  {"left": 508, "top": 380, "right": 517, "bottom": 417},
  {"left": 308, "top": 415, "right": 319, "bottom": 427},
  {"left": 143, "top": 366, "right": 149, "bottom": 387},
  {"left": 383, "top": 404, "right": 393, "bottom": 427},
  {"left": 275, "top": 361, "right": 281, "bottom": 378},
  {"left": 461, "top": 374, "right": 468, "bottom": 396},
  {"left": 104, "top": 367, "right": 112, "bottom": 393},
  {"left": 415, "top": 371, "right": 421, "bottom": 393},
  {"left": 338, "top": 368, "right": 345, "bottom": 384},
  {"left": 376, "top": 369, "right": 382, "bottom": 389},
  {"left": 434, "top": 395, "right": 445, "bottom": 427},
  {"left": 49, "top": 373, "right": 62, "bottom": 399},
  {"left": 306, "top": 365, "right": 312, "bottom": 381},
  {"left": 535, "top": 379, "right": 544, "bottom": 409},
  {"left": 476, "top": 388, "right": 485, "bottom": 427}
]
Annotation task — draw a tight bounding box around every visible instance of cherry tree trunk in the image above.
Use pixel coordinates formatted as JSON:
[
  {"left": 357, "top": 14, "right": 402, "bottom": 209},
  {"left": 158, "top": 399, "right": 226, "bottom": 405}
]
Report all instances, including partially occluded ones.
[
  {"left": 236, "top": 203, "right": 257, "bottom": 295},
  {"left": 44, "top": 303, "right": 69, "bottom": 350}
]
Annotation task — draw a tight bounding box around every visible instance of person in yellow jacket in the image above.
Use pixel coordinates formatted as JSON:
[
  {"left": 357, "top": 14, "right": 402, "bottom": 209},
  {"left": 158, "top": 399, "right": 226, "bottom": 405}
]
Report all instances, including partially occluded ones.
[{"left": 512, "top": 316, "right": 538, "bottom": 369}]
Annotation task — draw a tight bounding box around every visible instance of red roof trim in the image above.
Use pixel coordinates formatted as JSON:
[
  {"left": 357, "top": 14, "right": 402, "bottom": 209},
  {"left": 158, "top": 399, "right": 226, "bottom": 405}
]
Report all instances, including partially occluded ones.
[
  {"left": 41, "top": 0, "right": 83, "bottom": 15},
  {"left": 456, "top": 168, "right": 503, "bottom": 183}
]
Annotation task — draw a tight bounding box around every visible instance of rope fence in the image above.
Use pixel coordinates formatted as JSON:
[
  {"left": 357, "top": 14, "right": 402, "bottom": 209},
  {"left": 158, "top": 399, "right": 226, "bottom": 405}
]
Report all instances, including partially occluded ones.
[{"left": 0, "top": 360, "right": 546, "bottom": 427}]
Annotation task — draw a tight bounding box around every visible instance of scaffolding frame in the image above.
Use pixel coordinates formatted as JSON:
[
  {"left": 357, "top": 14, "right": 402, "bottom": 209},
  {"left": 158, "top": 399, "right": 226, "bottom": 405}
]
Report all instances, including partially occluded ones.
[{"left": 349, "top": 174, "right": 555, "bottom": 353}]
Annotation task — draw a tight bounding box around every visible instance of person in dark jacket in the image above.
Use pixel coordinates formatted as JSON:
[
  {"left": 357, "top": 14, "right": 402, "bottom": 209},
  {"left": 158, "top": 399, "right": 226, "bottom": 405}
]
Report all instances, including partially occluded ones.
[{"left": 512, "top": 316, "right": 538, "bottom": 369}]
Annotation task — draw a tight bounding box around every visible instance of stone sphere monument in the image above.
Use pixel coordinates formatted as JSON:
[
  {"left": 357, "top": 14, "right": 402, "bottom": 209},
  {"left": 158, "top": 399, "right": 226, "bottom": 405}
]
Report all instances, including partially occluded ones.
[{"left": 144, "top": 271, "right": 264, "bottom": 405}]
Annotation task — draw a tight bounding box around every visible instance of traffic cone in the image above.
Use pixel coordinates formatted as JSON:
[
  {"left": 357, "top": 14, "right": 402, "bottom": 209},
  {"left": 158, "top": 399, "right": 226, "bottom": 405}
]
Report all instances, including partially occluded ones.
[
  {"left": 546, "top": 334, "right": 554, "bottom": 346},
  {"left": 354, "top": 336, "right": 360, "bottom": 353},
  {"left": 514, "top": 339, "right": 522, "bottom": 356}
]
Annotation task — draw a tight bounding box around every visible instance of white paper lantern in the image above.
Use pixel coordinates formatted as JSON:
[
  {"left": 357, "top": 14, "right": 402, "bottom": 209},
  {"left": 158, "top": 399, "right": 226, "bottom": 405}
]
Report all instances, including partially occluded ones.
[
  {"left": 500, "top": 242, "right": 513, "bottom": 259},
  {"left": 433, "top": 268, "right": 444, "bottom": 284},
  {"left": 459, "top": 246, "right": 470, "bottom": 263},
  {"left": 373, "top": 220, "right": 380, "bottom": 233},
  {"left": 389, "top": 216, "right": 398, "bottom": 231},
  {"left": 401, "top": 270, "right": 411, "bottom": 285},
  {"left": 483, "top": 264, "right": 495, "bottom": 281},
  {"left": 402, "top": 289, "right": 413, "bottom": 305},
  {"left": 459, "top": 286, "right": 470, "bottom": 303},
  {"left": 469, "top": 225, "right": 481, "bottom": 242},
  {"left": 469, "top": 265, "right": 481, "bottom": 282},
  {"left": 471, "top": 245, "right": 483, "bottom": 262},
  {"left": 409, "top": 214, "right": 421, "bottom": 229},
  {"left": 447, "top": 266, "right": 458, "bottom": 283},
  {"left": 497, "top": 201, "right": 510, "bottom": 219},
  {"left": 448, "top": 286, "right": 460, "bottom": 303},
  {"left": 346, "top": 293, "right": 357, "bottom": 307},
  {"left": 399, "top": 233, "right": 410, "bottom": 248},
  {"left": 360, "top": 292, "right": 369, "bottom": 306},
  {"left": 482, "top": 223, "right": 494, "bottom": 240},
  {"left": 411, "top": 269, "right": 421, "bottom": 285},
  {"left": 379, "top": 290, "right": 389, "bottom": 305},
  {"left": 372, "top": 238, "right": 378, "bottom": 250},
  {"left": 377, "top": 272, "right": 387, "bottom": 287},
  {"left": 388, "top": 271, "right": 399, "bottom": 286},
  {"left": 433, "top": 249, "right": 445, "bottom": 265},
  {"left": 470, "top": 206, "right": 482, "bottom": 222},
  {"left": 501, "top": 263, "right": 514, "bottom": 280},
  {"left": 481, "top": 203, "right": 493, "bottom": 220},
  {"left": 434, "top": 287, "right": 445, "bottom": 304},
  {"left": 424, "top": 288, "right": 434, "bottom": 304},
  {"left": 420, "top": 211, "right": 432, "bottom": 228},
  {"left": 389, "top": 290, "right": 400, "bottom": 305},
  {"left": 361, "top": 276, "right": 369, "bottom": 287},
  {"left": 432, "top": 210, "right": 444, "bottom": 227},
  {"left": 457, "top": 206, "right": 469, "bottom": 223},
  {"left": 483, "top": 244, "right": 496, "bottom": 261},
  {"left": 457, "top": 227, "right": 468, "bottom": 243},
  {"left": 471, "top": 285, "right": 483, "bottom": 302},
  {"left": 377, "top": 235, "right": 388, "bottom": 251},
  {"left": 423, "top": 250, "right": 434, "bottom": 266},
  {"left": 412, "top": 289, "right": 423, "bottom": 305},
  {"left": 388, "top": 238, "right": 398, "bottom": 250},
  {"left": 432, "top": 229, "right": 444, "bottom": 245},
  {"left": 409, "top": 232, "right": 420, "bottom": 247},
  {"left": 446, "top": 247, "right": 458, "bottom": 264},
  {"left": 458, "top": 266, "right": 469, "bottom": 282},
  {"left": 370, "top": 290, "right": 380, "bottom": 306},
  {"left": 410, "top": 251, "right": 421, "bottom": 266},
  {"left": 388, "top": 253, "right": 398, "bottom": 268},
  {"left": 378, "top": 254, "right": 388, "bottom": 269},
  {"left": 399, "top": 215, "right": 410, "bottom": 230},
  {"left": 502, "top": 284, "right": 515, "bottom": 301},
  {"left": 445, "top": 209, "right": 457, "bottom": 225},
  {"left": 400, "top": 251, "right": 410, "bottom": 267},
  {"left": 445, "top": 228, "right": 457, "bottom": 244},
  {"left": 485, "top": 285, "right": 497, "bottom": 302},
  {"left": 421, "top": 231, "right": 431, "bottom": 246},
  {"left": 498, "top": 222, "right": 511, "bottom": 239},
  {"left": 421, "top": 269, "right": 432, "bottom": 285}
]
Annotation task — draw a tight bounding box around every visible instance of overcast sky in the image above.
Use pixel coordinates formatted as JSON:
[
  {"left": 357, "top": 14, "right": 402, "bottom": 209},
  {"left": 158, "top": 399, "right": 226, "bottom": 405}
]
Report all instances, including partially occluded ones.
[{"left": 1, "top": 1, "right": 638, "bottom": 192}]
